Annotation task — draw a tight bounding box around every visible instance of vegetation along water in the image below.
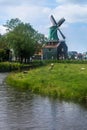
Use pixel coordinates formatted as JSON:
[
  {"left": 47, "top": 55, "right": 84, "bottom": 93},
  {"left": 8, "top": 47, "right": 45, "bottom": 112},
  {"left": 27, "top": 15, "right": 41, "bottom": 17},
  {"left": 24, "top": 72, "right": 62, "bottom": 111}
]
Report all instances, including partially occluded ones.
[{"left": 6, "top": 62, "right": 87, "bottom": 103}]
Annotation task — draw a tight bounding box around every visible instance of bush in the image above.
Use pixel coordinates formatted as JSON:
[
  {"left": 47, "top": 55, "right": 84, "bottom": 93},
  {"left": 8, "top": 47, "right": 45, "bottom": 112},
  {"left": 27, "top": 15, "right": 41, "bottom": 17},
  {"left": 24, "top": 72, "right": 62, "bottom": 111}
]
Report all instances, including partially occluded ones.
[
  {"left": 0, "top": 62, "right": 22, "bottom": 72},
  {"left": 0, "top": 49, "right": 5, "bottom": 61}
]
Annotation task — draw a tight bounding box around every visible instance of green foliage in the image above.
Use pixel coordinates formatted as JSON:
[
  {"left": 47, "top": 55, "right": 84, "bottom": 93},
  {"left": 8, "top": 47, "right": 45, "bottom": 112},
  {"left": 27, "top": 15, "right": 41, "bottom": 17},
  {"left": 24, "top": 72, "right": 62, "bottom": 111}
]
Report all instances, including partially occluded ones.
[
  {"left": 0, "top": 61, "right": 45, "bottom": 72},
  {"left": 0, "top": 49, "right": 5, "bottom": 61},
  {"left": 6, "top": 22, "right": 37, "bottom": 61},
  {"left": 43, "top": 59, "right": 87, "bottom": 64},
  {"left": 0, "top": 48, "right": 10, "bottom": 62},
  {"left": 0, "top": 35, "right": 8, "bottom": 49},
  {"left": 6, "top": 63, "right": 87, "bottom": 103},
  {"left": 30, "top": 60, "right": 45, "bottom": 67},
  {"left": 0, "top": 62, "right": 22, "bottom": 72},
  {"left": 4, "top": 18, "right": 21, "bottom": 31},
  {"left": 4, "top": 18, "right": 47, "bottom": 63}
]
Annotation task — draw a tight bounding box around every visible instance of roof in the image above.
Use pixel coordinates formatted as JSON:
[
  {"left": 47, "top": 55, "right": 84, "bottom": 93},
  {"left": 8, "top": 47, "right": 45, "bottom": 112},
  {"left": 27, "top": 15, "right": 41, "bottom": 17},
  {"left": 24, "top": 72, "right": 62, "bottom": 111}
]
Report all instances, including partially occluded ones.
[{"left": 43, "top": 43, "right": 60, "bottom": 48}]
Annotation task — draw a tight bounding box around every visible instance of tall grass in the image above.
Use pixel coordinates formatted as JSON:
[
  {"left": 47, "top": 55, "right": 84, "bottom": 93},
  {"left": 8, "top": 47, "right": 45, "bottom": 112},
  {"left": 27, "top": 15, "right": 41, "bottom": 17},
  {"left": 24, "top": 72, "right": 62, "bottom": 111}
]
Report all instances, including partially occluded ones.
[{"left": 6, "top": 63, "right": 87, "bottom": 103}]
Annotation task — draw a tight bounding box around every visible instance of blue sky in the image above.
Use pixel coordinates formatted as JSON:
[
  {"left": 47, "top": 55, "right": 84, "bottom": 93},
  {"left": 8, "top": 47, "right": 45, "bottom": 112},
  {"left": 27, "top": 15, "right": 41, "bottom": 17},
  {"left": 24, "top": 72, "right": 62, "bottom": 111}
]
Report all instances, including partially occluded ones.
[{"left": 0, "top": 0, "right": 87, "bottom": 53}]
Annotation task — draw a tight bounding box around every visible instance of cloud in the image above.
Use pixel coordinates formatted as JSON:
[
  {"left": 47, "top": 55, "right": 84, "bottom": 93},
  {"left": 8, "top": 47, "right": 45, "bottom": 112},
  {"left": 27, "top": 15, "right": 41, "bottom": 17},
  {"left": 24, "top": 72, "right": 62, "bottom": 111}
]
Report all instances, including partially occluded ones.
[
  {"left": 0, "top": 25, "right": 6, "bottom": 34},
  {"left": 0, "top": 0, "right": 87, "bottom": 52},
  {"left": 0, "top": 0, "right": 21, "bottom": 6},
  {"left": 1, "top": 0, "right": 87, "bottom": 26},
  {"left": 0, "top": 0, "right": 87, "bottom": 36},
  {"left": 52, "top": 4, "right": 87, "bottom": 24},
  {"left": 56, "top": 0, "right": 87, "bottom": 4},
  {"left": 0, "top": 0, "right": 55, "bottom": 7},
  {"left": 0, "top": 2, "right": 51, "bottom": 34}
]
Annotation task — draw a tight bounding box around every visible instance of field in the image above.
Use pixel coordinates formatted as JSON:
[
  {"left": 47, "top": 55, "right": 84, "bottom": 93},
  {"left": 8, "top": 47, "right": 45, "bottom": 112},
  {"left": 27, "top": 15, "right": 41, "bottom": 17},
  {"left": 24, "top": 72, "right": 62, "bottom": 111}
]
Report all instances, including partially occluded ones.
[{"left": 6, "top": 63, "right": 87, "bottom": 103}]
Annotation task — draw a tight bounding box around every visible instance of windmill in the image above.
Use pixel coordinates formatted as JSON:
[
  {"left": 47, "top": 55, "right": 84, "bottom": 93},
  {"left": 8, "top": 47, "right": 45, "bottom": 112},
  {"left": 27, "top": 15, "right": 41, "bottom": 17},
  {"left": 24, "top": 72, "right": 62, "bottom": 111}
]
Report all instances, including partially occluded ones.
[
  {"left": 49, "top": 15, "right": 65, "bottom": 41},
  {"left": 42, "top": 15, "right": 68, "bottom": 60}
]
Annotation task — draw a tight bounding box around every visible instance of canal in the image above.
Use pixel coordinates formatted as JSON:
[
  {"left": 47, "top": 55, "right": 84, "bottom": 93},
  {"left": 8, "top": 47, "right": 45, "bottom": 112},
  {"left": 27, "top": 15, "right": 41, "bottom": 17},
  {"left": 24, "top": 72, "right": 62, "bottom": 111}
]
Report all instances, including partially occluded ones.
[{"left": 0, "top": 73, "right": 87, "bottom": 130}]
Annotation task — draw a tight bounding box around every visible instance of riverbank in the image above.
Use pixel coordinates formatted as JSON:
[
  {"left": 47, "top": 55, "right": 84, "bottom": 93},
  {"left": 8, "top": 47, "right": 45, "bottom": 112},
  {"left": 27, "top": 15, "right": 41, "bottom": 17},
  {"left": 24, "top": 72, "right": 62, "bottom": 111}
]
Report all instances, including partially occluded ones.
[
  {"left": 6, "top": 63, "right": 87, "bottom": 103},
  {"left": 0, "top": 61, "right": 44, "bottom": 72}
]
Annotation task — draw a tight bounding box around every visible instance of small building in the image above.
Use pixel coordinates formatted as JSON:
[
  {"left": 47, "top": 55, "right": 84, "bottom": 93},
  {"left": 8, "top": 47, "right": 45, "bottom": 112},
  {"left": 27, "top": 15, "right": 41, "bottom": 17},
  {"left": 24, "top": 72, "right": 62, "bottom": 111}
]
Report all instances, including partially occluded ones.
[
  {"left": 42, "top": 40, "right": 68, "bottom": 60},
  {"left": 42, "top": 42, "right": 58, "bottom": 60}
]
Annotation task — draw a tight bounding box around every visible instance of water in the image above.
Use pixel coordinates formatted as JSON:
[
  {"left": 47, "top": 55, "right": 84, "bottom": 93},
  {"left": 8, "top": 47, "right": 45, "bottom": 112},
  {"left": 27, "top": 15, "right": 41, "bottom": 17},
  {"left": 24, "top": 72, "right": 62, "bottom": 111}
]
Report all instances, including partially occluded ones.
[{"left": 0, "top": 73, "right": 87, "bottom": 130}]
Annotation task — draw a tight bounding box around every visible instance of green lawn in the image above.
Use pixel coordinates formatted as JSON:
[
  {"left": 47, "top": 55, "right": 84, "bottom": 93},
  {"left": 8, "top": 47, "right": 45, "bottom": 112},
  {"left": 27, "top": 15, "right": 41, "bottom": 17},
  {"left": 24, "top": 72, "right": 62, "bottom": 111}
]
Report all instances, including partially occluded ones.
[{"left": 6, "top": 63, "right": 87, "bottom": 103}]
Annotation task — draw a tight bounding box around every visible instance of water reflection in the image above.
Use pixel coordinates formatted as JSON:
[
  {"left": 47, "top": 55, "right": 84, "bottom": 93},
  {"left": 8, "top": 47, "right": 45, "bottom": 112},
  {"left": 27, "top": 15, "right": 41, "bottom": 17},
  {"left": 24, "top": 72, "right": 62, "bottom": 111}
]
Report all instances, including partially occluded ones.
[{"left": 0, "top": 73, "right": 87, "bottom": 130}]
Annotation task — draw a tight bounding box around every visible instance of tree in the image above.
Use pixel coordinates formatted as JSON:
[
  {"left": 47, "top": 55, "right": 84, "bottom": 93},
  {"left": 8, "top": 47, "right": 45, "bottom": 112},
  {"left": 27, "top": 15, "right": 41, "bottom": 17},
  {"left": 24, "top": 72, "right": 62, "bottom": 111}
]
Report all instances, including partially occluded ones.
[
  {"left": 33, "top": 33, "right": 47, "bottom": 54},
  {"left": 0, "top": 34, "right": 10, "bottom": 61},
  {"left": 0, "top": 34, "right": 8, "bottom": 49},
  {"left": 5, "top": 19, "right": 38, "bottom": 62},
  {"left": 3, "top": 18, "right": 21, "bottom": 31},
  {"left": 5, "top": 18, "right": 47, "bottom": 62}
]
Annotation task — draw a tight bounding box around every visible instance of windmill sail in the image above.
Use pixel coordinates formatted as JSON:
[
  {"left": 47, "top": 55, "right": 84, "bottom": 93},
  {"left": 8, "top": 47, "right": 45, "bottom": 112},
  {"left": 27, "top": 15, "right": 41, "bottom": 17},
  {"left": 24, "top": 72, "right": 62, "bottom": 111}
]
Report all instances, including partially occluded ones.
[
  {"left": 50, "top": 15, "right": 57, "bottom": 26},
  {"left": 57, "top": 18, "right": 65, "bottom": 27},
  {"left": 58, "top": 28, "right": 65, "bottom": 39},
  {"left": 49, "top": 15, "right": 66, "bottom": 40}
]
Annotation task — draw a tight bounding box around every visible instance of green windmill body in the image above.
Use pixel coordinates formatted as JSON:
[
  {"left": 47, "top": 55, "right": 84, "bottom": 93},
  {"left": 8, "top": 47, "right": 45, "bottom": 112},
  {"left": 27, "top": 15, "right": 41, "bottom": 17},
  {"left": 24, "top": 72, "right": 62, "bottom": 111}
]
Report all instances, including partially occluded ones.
[{"left": 48, "top": 26, "right": 59, "bottom": 41}]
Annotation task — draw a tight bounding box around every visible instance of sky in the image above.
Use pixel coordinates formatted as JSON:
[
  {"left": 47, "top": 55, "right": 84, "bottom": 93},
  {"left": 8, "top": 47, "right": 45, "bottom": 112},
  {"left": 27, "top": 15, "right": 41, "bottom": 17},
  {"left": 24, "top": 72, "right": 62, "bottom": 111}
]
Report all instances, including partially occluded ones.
[{"left": 0, "top": 0, "right": 87, "bottom": 53}]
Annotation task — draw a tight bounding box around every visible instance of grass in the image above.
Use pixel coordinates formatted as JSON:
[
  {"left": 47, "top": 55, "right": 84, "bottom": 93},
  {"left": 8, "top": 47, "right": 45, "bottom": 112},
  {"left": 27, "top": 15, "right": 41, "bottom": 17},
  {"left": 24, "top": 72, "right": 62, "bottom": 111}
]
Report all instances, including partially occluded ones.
[{"left": 6, "top": 63, "right": 87, "bottom": 103}]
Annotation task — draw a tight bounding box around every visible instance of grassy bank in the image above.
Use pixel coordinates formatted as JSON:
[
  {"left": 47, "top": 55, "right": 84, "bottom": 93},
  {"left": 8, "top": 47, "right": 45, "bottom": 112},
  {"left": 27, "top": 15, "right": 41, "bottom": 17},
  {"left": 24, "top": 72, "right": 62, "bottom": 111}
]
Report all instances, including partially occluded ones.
[
  {"left": 0, "top": 61, "right": 44, "bottom": 72},
  {"left": 0, "top": 62, "right": 22, "bottom": 72},
  {"left": 6, "top": 63, "right": 87, "bottom": 103}
]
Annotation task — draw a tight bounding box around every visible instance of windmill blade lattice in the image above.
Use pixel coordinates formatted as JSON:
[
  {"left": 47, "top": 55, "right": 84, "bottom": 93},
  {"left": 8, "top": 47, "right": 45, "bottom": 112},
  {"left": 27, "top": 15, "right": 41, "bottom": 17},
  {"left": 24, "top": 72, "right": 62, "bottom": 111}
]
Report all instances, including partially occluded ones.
[
  {"left": 50, "top": 15, "right": 57, "bottom": 26},
  {"left": 58, "top": 28, "right": 66, "bottom": 39},
  {"left": 57, "top": 18, "right": 65, "bottom": 27}
]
